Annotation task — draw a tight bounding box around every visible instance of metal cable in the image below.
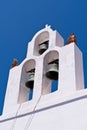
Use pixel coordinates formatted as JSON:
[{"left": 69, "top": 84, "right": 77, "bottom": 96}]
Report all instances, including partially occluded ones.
[
  {"left": 10, "top": 95, "right": 41, "bottom": 130},
  {"left": 10, "top": 104, "right": 22, "bottom": 130},
  {"left": 24, "top": 95, "right": 41, "bottom": 130}
]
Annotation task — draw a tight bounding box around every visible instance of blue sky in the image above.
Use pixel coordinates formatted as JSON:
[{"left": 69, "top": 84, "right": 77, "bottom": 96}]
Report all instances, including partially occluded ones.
[{"left": 0, "top": 0, "right": 87, "bottom": 114}]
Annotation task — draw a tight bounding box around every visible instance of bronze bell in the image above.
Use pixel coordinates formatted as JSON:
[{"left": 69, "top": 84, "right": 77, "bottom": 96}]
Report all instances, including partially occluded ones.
[
  {"left": 25, "top": 69, "right": 35, "bottom": 89},
  {"left": 39, "top": 41, "right": 48, "bottom": 54},
  {"left": 45, "top": 59, "right": 59, "bottom": 80}
]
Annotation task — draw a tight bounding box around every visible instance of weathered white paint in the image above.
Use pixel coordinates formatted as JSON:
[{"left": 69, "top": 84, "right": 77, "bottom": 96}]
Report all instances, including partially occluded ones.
[{"left": 0, "top": 26, "right": 86, "bottom": 130}]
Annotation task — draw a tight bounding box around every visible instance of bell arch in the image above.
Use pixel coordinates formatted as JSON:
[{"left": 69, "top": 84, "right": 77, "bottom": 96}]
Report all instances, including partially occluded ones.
[
  {"left": 42, "top": 51, "right": 59, "bottom": 95},
  {"left": 33, "top": 31, "right": 49, "bottom": 56},
  {"left": 18, "top": 59, "right": 36, "bottom": 103}
]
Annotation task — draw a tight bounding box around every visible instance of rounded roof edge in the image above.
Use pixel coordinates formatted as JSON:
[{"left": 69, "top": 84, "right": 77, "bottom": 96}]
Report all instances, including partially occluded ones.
[{"left": 31, "top": 24, "right": 54, "bottom": 41}]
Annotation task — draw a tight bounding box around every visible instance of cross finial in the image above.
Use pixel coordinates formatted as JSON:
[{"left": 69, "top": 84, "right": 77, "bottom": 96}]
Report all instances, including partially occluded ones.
[{"left": 45, "top": 24, "right": 51, "bottom": 28}]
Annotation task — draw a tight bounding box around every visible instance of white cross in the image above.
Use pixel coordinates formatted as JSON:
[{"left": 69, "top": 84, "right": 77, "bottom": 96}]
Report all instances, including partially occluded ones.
[{"left": 45, "top": 24, "right": 51, "bottom": 28}]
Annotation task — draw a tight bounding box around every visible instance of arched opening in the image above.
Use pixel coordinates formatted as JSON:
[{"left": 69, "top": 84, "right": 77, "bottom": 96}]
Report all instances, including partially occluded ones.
[
  {"left": 51, "top": 80, "right": 58, "bottom": 93},
  {"left": 34, "top": 31, "right": 49, "bottom": 56},
  {"left": 42, "top": 51, "right": 59, "bottom": 95},
  {"left": 18, "top": 59, "right": 36, "bottom": 103}
]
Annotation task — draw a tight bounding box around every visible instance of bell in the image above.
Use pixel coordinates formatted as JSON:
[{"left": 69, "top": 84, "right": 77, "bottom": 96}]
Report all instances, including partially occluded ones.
[
  {"left": 45, "top": 60, "right": 59, "bottom": 80},
  {"left": 39, "top": 41, "right": 48, "bottom": 54},
  {"left": 25, "top": 69, "right": 35, "bottom": 89}
]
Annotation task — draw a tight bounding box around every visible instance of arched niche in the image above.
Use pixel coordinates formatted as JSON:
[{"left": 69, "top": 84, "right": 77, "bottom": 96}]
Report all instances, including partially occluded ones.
[
  {"left": 33, "top": 31, "right": 49, "bottom": 56},
  {"left": 42, "top": 51, "right": 59, "bottom": 95},
  {"left": 18, "top": 59, "right": 36, "bottom": 103}
]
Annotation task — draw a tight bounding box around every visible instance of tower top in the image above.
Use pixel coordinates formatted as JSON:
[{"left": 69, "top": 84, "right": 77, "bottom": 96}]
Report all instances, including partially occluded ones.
[{"left": 1, "top": 26, "right": 84, "bottom": 116}]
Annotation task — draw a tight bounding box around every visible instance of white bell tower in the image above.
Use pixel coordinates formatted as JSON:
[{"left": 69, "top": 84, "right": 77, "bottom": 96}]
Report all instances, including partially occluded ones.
[{"left": 0, "top": 25, "right": 87, "bottom": 130}]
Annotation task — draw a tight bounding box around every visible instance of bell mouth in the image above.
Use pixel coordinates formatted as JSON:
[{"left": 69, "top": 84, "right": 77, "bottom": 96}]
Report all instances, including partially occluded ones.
[
  {"left": 39, "top": 48, "right": 47, "bottom": 54},
  {"left": 25, "top": 81, "right": 34, "bottom": 89},
  {"left": 46, "top": 71, "right": 58, "bottom": 80}
]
